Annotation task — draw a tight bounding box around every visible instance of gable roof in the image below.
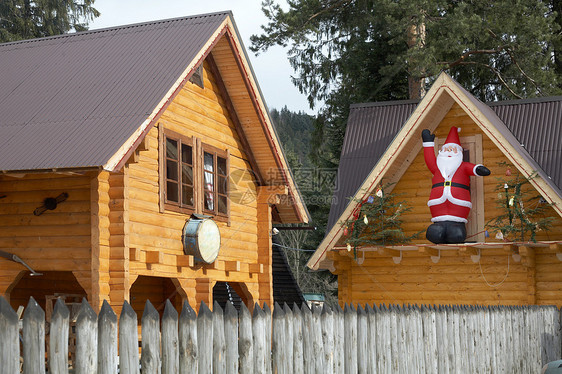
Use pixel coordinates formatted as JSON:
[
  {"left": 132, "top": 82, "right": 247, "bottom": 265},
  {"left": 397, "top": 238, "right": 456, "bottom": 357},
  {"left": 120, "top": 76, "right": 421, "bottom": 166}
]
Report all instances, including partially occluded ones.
[
  {"left": 0, "top": 12, "right": 229, "bottom": 171},
  {"left": 0, "top": 12, "right": 309, "bottom": 223},
  {"left": 309, "top": 72, "right": 562, "bottom": 269}
]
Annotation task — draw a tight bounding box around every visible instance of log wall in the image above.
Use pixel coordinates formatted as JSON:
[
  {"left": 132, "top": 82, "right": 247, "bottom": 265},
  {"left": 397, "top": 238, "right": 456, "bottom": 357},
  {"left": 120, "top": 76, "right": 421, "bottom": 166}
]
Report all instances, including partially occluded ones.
[
  {"left": 333, "top": 103, "right": 562, "bottom": 307},
  {"left": 0, "top": 172, "right": 94, "bottom": 309},
  {"left": 125, "top": 57, "right": 271, "bottom": 309}
]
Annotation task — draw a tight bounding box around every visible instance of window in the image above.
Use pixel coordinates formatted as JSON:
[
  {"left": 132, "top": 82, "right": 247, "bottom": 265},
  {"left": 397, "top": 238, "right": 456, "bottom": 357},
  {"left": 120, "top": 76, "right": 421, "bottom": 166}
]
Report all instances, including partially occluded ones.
[
  {"left": 159, "top": 126, "right": 229, "bottom": 219},
  {"left": 203, "top": 145, "right": 229, "bottom": 217}
]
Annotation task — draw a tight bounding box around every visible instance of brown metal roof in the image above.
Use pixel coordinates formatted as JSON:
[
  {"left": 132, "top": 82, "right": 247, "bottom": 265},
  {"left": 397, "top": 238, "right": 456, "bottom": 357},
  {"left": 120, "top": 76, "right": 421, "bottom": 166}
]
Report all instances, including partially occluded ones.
[
  {"left": 0, "top": 12, "right": 230, "bottom": 171},
  {"left": 327, "top": 96, "right": 562, "bottom": 232}
]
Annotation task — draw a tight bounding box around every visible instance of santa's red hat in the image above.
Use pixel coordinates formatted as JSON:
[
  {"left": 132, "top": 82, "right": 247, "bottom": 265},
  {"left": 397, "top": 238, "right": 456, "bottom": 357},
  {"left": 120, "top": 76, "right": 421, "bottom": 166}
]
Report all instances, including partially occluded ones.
[{"left": 444, "top": 126, "right": 462, "bottom": 149}]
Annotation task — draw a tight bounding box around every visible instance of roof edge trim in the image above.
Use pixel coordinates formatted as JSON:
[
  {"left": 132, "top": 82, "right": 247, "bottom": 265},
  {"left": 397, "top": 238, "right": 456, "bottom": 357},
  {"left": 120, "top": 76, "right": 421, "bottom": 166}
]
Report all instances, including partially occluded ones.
[{"left": 103, "top": 17, "right": 230, "bottom": 172}]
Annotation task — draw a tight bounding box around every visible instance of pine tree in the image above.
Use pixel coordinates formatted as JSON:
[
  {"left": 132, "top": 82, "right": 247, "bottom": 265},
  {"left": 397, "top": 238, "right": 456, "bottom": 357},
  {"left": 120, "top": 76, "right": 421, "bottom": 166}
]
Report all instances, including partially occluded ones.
[
  {"left": 341, "top": 184, "right": 421, "bottom": 257},
  {"left": 0, "top": 0, "right": 100, "bottom": 43}
]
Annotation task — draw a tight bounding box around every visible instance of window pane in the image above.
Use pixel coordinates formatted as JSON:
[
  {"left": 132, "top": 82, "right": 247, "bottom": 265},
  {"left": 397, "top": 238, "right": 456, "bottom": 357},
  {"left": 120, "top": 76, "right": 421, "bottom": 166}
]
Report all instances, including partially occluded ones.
[
  {"left": 217, "top": 157, "right": 227, "bottom": 175},
  {"left": 166, "top": 181, "right": 179, "bottom": 202},
  {"left": 166, "top": 159, "right": 178, "bottom": 181},
  {"left": 204, "top": 170, "right": 214, "bottom": 211},
  {"left": 182, "top": 165, "right": 193, "bottom": 185},
  {"left": 463, "top": 149, "right": 470, "bottom": 162},
  {"left": 182, "top": 144, "right": 192, "bottom": 165},
  {"left": 218, "top": 195, "right": 227, "bottom": 214},
  {"left": 204, "top": 152, "right": 214, "bottom": 172},
  {"left": 166, "top": 138, "right": 178, "bottom": 159},
  {"left": 218, "top": 175, "right": 227, "bottom": 195},
  {"left": 182, "top": 185, "right": 193, "bottom": 206}
]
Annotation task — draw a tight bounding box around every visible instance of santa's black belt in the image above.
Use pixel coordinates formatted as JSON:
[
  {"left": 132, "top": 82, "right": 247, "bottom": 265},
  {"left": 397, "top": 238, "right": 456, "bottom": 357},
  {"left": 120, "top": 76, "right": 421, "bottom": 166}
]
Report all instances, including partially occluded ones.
[{"left": 432, "top": 181, "right": 470, "bottom": 191}]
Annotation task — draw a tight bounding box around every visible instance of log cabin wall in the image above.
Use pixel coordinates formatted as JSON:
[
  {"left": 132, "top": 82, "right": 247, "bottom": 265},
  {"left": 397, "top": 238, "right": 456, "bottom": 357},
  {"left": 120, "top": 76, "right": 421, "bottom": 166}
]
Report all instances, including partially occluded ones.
[
  {"left": 124, "top": 57, "right": 268, "bottom": 311},
  {"left": 0, "top": 172, "right": 94, "bottom": 310},
  {"left": 332, "top": 103, "right": 562, "bottom": 307}
]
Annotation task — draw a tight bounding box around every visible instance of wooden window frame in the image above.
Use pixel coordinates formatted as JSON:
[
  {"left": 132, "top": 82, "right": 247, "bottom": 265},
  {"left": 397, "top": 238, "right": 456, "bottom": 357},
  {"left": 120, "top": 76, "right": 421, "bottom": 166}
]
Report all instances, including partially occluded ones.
[
  {"left": 201, "top": 143, "right": 230, "bottom": 222},
  {"left": 160, "top": 127, "right": 196, "bottom": 215},
  {"left": 159, "top": 126, "right": 230, "bottom": 222}
]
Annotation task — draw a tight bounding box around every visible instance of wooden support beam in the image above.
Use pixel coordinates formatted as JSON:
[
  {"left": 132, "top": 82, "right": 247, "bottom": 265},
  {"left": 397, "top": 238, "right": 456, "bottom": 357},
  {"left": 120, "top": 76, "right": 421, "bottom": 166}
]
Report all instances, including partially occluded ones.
[
  {"left": 378, "top": 248, "right": 402, "bottom": 264},
  {"left": 224, "top": 260, "right": 240, "bottom": 273},
  {"left": 519, "top": 246, "right": 535, "bottom": 267},
  {"left": 145, "top": 250, "right": 163, "bottom": 271},
  {"left": 419, "top": 246, "right": 440, "bottom": 263},
  {"left": 177, "top": 255, "right": 194, "bottom": 268},
  {"left": 249, "top": 263, "right": 264, "bottom": 274},
  {"left": 129, "top": 248, "right": 141, "bottom": 262},
  {"left": 458, "top": 246, "right": 481, "bottom": 263}
]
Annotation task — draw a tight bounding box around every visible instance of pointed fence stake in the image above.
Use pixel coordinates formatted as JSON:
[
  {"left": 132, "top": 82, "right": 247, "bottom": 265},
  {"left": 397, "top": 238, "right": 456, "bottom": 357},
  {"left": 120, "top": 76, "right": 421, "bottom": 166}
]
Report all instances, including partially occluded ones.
[
  {"left": 0, "top": 297, "right": 19, "bottom": 373},
  {"left": 75, "top": 298, "right": 97, "bottom": 373},
  {"left": 162, "top": 300, "right": 179, "bottom": 374},
  {"left": 141, "top": 300, "right": 161, "bottom": 373},
  {"left": 119, "top": 301, "right": 140, "bottom": 374}
]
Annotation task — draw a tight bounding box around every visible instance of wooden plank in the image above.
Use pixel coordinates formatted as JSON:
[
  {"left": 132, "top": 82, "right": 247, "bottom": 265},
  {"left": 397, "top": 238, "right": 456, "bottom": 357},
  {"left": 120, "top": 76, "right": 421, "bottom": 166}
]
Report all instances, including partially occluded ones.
[
  {"left": 179, "top": 300, "right": 198, "bottom": 374},
  {"left": 252, "top": 304, "right": 266, "bottom": 373},
  {"left": 283, "top": 303, "right": 294, "bottom": 372},
  {"left": 197, "top": 301, "right": 213, "bottom": 373},
  {"left": 212, "top": 301, "right": 227, "bottom": 373},
  {"left": 238, "top": 302, "right": 253, "bottom": 374},
  {"left": 145, "top": 250, "right": 163, "bottom": 264},
  {"left": 119, "top": 301, "right": 140, "bottom": 374},
  {"left": 75, "top": 299, "right": 97, "bottom": 373},
  {"left": 302, "top": 304, "right": 314, "bottom": 373},
  {"left": 224, "top": 301, "right": 239, "bottom": 374},
  {"left": 292, "top": 303, "right": 304, "bottom": 373},
  {"left": 343, "top": 304, "right": 357, "bottom": 374},
  {"left": 0, "top": 297, "right": 20, "bottom": 373},
  {"left": 23, "top": 297, "right": 46, "bottom": 374},
  {"left": 272, "top": 302, "right": 286, "bottom": 374},
  {"left": 98, "top": 300, "right": 118, "bottom": 374},
  {"left": 141, "top": 300, "right": 161, "bottom": 373},
  {"left": 162, "top": 301, "right": 179, "bottom": 374}
]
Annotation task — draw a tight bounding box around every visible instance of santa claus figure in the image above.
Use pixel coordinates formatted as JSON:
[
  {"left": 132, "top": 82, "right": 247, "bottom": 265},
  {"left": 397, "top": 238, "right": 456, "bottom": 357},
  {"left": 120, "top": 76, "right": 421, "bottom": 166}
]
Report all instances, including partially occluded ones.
[{"left": 422, "top": 127, "right": 490, "bottom": 244}]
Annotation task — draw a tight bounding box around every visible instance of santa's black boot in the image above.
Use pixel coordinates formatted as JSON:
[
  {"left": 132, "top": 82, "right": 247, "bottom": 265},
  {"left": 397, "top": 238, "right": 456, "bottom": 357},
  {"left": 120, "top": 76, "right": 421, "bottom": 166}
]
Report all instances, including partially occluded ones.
[
  {"left": 444, "top": 222, "right": 467, "bottom": 244},
  {"left": 426, "top": 223, "right": 446, "bottom": 244}
]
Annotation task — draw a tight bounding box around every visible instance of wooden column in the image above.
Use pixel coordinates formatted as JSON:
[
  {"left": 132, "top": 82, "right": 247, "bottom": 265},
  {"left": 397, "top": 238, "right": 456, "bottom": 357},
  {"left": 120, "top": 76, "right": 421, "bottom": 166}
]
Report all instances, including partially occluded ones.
[
  {"left": 195, "top": 278, "right": 213, "bottom": 311},
  {"left": 256, "top": 185, "right": 287, "bottom": 308},
  {"left": 88, "top": 171, "right": 112, "bottom": 312},
  {"left": 107, "top": 167, "right": 130, "bottom": 315},
  {"left": 519, "top": 246, "right": 536, "bottom": 304}
]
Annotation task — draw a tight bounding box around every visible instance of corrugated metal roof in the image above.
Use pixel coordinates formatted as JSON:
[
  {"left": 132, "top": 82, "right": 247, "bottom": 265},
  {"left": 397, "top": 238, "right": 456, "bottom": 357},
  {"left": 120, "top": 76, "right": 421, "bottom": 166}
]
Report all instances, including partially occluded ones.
[
  {"left": 326, "top": 96, "right": 562, "bottom": 232},
  {"left": 326, "top": 100, "right": 419, "bottom": 230},
  {"left": 0, "top": 12, "right": 230, "bottom": 171}
]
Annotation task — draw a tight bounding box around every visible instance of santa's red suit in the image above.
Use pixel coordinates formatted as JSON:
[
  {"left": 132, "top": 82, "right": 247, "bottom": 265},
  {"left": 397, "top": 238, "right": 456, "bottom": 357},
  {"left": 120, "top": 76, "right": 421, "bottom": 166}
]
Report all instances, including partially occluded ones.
[{"left": 423, "top": 127, "right": 483, "bottom": 223}]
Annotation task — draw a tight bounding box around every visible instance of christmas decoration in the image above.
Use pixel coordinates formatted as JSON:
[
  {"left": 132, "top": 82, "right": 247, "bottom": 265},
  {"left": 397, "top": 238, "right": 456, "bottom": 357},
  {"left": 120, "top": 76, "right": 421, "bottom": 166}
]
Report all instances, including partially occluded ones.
[
  {"left": 421, "top": 127, "right": 491, "bottom": 244},
  {"left": 341, "top": 183, "right": 420, "bottom": 258},
  {"left": 486, "top": 163, "right": 554, "bottom": 242}
]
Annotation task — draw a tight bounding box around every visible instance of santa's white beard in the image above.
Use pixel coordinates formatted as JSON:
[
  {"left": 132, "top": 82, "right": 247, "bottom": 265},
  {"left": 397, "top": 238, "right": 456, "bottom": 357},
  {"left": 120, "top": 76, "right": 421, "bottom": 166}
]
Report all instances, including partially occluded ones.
[{"left": 436, "top": 150, "right": 463, "bottom": 179}]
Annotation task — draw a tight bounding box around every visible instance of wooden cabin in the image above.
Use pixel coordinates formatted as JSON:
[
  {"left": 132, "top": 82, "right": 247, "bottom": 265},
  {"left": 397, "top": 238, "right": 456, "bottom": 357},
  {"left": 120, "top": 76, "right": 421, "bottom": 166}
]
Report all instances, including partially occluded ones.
[
  {"left": 0, "top": 12, "right": 309, "bottom": 317},
  {"left": 308, "top": 73, "right": 562, "bottom": 307}
]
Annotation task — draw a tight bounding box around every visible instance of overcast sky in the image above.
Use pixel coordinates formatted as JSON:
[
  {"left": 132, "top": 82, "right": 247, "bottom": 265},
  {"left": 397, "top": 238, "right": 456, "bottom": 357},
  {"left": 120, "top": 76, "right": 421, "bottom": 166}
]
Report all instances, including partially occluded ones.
[{"left": 89, "top": 0, "right": 316, "bottom": 114}]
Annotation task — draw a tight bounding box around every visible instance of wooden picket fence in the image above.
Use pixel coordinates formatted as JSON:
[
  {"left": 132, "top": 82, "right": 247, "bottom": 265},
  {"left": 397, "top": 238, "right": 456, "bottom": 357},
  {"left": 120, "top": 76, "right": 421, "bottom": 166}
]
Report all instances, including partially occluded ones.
[{"left": 0, "top": 296, "right": 560, "bottom": 373}]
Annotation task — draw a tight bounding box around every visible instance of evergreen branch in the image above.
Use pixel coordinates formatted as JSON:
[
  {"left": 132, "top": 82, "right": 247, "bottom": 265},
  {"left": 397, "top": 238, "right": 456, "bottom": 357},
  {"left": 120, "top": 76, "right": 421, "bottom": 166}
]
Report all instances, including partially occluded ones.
[{"left": 304, "top": 0, "right": 353, "bottom": 26}]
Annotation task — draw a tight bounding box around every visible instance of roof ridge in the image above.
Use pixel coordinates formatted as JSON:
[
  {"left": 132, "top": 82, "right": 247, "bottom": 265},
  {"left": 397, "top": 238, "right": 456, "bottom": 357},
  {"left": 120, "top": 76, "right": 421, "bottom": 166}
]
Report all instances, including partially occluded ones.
[
  {"left": 350, "top": 99, "right": 419, "bottom": 109},
  {"left": 487, "top": 95, "right": 562, "bottom": 106},
  {"left": 0, "top": 11, "right": 232, "bottom": 48}
]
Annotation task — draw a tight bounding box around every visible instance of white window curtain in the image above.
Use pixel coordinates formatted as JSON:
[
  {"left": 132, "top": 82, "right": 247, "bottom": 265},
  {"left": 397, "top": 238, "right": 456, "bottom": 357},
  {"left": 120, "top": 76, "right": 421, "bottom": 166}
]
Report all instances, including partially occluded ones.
[{"left": 204, "top": 152, "right": 214, "bottom": 210}]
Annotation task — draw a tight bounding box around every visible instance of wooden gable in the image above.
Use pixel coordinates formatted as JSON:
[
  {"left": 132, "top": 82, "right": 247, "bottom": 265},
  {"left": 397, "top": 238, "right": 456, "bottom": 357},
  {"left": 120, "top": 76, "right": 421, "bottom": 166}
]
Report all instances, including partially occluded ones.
[
  {"left": 309, "top": 72, "right": 562, "bottom": 271},
  {"left": 307, "top": 73, "right": 562, "bottom": 307}
]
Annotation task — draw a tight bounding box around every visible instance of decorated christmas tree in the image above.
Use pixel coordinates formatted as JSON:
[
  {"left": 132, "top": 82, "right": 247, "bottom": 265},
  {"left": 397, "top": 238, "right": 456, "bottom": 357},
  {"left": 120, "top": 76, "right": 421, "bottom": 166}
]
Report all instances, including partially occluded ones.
[
  {"left": 341, "top": 184, "right": 421, "bottom": 258},
  {"left": 486, "top": 163, "right": 554, "bottom": 242}
]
